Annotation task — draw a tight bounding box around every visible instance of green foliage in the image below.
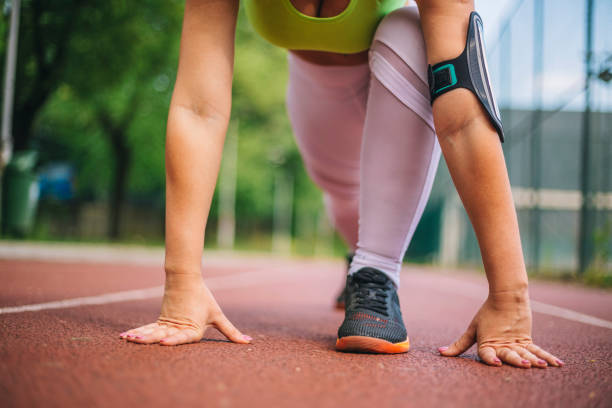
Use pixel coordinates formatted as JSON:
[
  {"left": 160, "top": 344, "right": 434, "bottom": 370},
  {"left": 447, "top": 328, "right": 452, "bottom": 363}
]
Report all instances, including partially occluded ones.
[
  {"left": 583, "top": 220, "right": 612, "bottom": 288},
  {"left": 7, "top": 1, "right": 326, "bottom": 248},
  {"left": 35, "top": 0, "right": 182, "bottom": 200}
]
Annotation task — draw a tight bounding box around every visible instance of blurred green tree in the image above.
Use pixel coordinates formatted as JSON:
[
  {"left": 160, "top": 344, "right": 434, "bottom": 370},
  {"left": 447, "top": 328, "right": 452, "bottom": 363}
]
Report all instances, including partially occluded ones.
[
  {"left": 57, "top": 1, "right": 182, "bottom": 239},
  {"left": 1, "top": 2, "right": 327, "bottom": 250},
  {"left": 8, "top": 0, "right": 82, "bottom": 152},
  {"left": 2, "top": 0, "right": 182, "bottom": 238}
]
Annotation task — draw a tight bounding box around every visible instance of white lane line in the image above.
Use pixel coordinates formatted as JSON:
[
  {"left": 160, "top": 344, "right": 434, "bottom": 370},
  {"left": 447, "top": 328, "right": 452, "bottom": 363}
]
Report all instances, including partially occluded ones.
[
  {"left": 0, "top": 286, "right": 164, "bottom": 315},
  {"left": 530, "top": 300, "right": 612, "bottom": 330},
  {"left": 0, "top": 267, "right": 291, "bottom": 315},
  {"left": 422, "top": 274, "right": 612, "bottom": 330}
]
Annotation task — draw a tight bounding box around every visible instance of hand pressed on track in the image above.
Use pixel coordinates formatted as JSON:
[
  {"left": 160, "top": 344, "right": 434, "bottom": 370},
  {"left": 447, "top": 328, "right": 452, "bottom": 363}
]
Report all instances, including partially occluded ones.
[
  {"left": 438, "top": 289, "right": 564, "bottom": 368},
  {"left": 119, "top": 274, "right": 251, "bottom": 346}
]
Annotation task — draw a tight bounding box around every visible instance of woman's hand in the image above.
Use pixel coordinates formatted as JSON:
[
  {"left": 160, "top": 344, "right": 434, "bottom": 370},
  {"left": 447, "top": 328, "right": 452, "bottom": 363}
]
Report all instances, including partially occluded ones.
[
  {"left": 120, "top": 274, "right": 251, "bottom": 346},
  {"left": 438, "top": 289, "right": 564, "bottom": 368}
]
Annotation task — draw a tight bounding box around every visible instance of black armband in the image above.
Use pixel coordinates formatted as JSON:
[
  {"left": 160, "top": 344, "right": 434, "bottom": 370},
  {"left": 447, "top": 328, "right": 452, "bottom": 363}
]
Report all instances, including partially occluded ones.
[{"left": 427, "top": 12, "right": 504, "bottom": 142}]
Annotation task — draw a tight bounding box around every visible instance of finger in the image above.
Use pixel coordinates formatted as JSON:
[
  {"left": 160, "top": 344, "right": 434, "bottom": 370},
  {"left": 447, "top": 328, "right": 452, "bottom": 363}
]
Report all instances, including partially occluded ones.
[
  {"left": 213, "top": 314, "right": 251, "bottom": 344},
  {"left": 120, "top": 323, "right": 157, "bottom": 338},
  {"left": 439, "top": 325, "right": 476, "bottom": 356},
  {"left": 126, "top": 327, "right": 158, "bottom": 340},
  {"left": 514, "top": 346, "right": 547, "bottom": 368},
  {"left": 124, "top": 330, "right": 147, "bottom": 340},
  {"left": 497, "top": 347, "right": 531, "bottom": 368},
  {"left": 478, "top": 346, "right": 502, "bottom": 367},
  {"left": 159, "top": 329, "right": 201, "bottom": 346},
  {"left": 126, "top": 326, "right": 163, "bottom": 344},
  {"left": 119, "top": 328, "right": 139, "bottom": 339},
  {"left": 527, "top": 343, "right": 564, "bottom": 367},
  {"left": 129, "top": 326, "right": 178, "bottom": 344},
  {"left": 120, "top": 330, "right": 135, "bottom": 339}
]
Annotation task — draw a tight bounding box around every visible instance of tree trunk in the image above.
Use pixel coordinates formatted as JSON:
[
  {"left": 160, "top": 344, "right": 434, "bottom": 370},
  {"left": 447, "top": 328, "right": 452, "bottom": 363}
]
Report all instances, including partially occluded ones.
[
  {"left": 11, "top": 0, "right": 82, "bottom": 152},
  {"left": 107, "top": 130, "right": 130, "bottom": 240},
  {"left": 13, "top": 107, "right": 37, "bottom": 151}
]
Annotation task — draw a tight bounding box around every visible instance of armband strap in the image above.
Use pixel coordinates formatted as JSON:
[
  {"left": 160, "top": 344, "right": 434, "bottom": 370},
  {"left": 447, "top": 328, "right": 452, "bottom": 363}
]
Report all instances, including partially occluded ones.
[{"left": 427, "top": 11, "right": 505, "bottom": 142}]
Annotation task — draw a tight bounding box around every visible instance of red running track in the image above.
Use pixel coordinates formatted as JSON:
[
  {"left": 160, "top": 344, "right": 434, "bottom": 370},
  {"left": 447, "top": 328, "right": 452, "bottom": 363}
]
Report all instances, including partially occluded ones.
[{"left": 0, "top": 255, "right": 611, "bottom": 408}]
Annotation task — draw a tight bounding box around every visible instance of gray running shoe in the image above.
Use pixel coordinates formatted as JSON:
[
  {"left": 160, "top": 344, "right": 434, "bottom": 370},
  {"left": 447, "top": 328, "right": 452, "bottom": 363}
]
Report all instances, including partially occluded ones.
[{"left": 336, "top": 267, "right": 410, "bottom": 353}]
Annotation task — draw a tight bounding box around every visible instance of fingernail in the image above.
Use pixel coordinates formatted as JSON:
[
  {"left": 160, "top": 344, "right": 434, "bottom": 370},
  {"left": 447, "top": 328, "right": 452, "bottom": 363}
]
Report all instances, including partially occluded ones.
[
  {"left": 538, "top": 359, "right": 547, "bottom": 365},
  {"left": 556, "top": 359, "right": 564, "bottom": 366},
  {"left": 243, "top": 335, "right": 253, "bottom": 341},
  {"left": 120, "top": 332, "right": 127, "bottom": 336},
  {"left": 493, "top": 357, "right": 502, "bottom": 364},
  {"left": 522, "top": 359, "right": 530, "bottom": 365},
  {"left": 438, "top": 346, "right": 448, "bottom": 352},
  {"left": 134, "top": 336, "right": 143, "bottom": 339},
  {"left": 160, "top": 339, "right": 168, "bottom": 343}
]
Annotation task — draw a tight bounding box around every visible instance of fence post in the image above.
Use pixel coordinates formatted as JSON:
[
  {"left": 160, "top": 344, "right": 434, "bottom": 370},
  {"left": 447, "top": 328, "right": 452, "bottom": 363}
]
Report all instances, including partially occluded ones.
[
  {"left": 217, "top": 120, "right": 239, "bottom": 249},
  {"left": 578, "top": 0, "right": 595, "bottom": 273},
  {"left": 530, "top": 0, "right": 544, "bottom": 271},
  {"left": 1, "top": 0, "right": 22, "bottom": 229},
  {"left": 272, "top": 170, "right": 294, "bottom": 254}
]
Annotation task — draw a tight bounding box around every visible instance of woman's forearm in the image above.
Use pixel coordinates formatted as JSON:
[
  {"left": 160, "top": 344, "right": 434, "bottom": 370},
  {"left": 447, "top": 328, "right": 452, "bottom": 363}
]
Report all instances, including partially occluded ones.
[
  {"left": 162, "top": 0, "right": 237, "bottom": 276},
  {"left": 416, "top": 0, "right": 528, "bottom": 293},
  {"left": 164, "top": 105, "right": 229, "bottom": 276},
  {"left": 436, "top": 105, "right": 528, "bottom": 294}
]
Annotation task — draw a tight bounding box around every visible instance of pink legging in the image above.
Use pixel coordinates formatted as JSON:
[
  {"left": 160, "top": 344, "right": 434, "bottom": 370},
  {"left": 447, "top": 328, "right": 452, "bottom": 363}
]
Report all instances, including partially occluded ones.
[{"left": 286, "top": 7, "right": 440, "bottom": 287}]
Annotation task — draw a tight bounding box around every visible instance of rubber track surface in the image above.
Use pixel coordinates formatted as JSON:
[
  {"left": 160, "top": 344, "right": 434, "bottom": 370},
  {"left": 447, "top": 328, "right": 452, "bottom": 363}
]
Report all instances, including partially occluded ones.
[{"left": 1, "top": 257, "right": 611, "bottom": 408}]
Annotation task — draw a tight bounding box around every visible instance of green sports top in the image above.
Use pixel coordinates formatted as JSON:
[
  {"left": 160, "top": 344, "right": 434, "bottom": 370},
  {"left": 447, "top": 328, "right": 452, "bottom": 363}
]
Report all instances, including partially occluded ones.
[{"left": 244, "top": 0, "right": 406, "bottom": 54}]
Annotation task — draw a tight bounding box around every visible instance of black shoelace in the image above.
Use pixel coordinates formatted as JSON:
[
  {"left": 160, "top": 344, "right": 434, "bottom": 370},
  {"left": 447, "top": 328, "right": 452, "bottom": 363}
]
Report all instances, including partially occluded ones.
[{"left": 352, "top": 270, "right": 390, "bottom": 316}]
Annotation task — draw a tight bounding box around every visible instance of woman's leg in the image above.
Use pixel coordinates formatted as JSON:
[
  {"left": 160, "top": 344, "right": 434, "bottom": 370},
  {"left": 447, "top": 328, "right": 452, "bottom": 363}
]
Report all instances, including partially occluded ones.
[
  {"left": 286, "top": 53, "right": 371, "bottom": 250},
  {"left": 336, "top": 6, "right": 441, "bottom": 353},
  {"left": 348, "top": 7, "right": 441, "bottom": 288}
]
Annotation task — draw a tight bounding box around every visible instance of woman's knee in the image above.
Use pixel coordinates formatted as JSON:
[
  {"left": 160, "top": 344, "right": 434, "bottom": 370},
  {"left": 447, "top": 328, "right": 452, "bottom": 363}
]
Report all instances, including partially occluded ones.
[
  {"left": 367, "top": 6, "right": 434, "bottom": 130},
  {"left": 370, "top": 6, "right": 429, "bottom": 84}
]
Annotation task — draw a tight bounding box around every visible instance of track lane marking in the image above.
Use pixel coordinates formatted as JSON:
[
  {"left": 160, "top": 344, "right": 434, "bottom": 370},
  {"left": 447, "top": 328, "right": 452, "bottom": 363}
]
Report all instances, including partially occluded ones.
[
  {"left": 420, "top": 274, "right": 612, "bottom": 330},
  {"left": 0, "top": 267, "right": 292, "bottom": 315},
  {"left": 529, "top": 300, "right": 612, "bottom": 330},
  {"left": 0, "top": 286, "right": 163, "bottom": 315}
]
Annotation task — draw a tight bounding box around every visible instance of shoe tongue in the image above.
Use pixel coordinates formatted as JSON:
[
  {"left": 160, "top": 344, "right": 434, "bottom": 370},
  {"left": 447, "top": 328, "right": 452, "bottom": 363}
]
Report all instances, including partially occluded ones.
[{"left": 353, "top": 268, "right": 389, "bottom": 285}]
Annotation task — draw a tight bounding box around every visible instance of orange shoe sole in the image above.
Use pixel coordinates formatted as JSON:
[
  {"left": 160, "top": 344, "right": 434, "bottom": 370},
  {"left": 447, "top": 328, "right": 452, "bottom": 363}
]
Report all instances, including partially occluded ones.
[{"left": 335, "top": 336, "right": 410, "bottom": 354}]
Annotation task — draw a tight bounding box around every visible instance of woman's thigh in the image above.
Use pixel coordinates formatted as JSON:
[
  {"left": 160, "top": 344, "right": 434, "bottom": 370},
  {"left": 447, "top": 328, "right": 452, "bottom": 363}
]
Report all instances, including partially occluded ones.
[{"left": 286, "top": 52, "right": 370, "bottom": 197}]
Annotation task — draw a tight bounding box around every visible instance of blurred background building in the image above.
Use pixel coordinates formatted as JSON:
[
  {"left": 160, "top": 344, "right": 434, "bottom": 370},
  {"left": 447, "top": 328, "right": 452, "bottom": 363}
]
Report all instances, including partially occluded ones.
[{"left": 0, "top": 0, "right": 610, "bottom": 279}]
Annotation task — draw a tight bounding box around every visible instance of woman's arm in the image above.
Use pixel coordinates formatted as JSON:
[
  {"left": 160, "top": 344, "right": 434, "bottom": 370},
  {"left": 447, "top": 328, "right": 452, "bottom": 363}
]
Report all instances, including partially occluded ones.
[
  {"left": 415, "top": 0, "right": 527, "bottom": 293},
  {"left": 121, "top": 0, "right": 250, "bottom": 346},
  {"left": 414, "top": 0, "right": 562, "bottom": 368},
  {"left": 165, "top": 0, "right": 239, "bottom": 276}
]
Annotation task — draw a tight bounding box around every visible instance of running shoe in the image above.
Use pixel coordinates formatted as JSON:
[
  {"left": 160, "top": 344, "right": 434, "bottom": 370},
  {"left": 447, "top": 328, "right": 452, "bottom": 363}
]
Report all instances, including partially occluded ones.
[
  {"left": 336, "top": 267, "right": 410, "bottom": 354},
  {"left": 334, "top": 253, "right": 354, "bottom": 310}
]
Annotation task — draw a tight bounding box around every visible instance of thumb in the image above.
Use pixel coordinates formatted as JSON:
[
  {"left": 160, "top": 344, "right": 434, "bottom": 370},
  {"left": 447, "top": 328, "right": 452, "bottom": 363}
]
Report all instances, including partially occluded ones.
[
  {"left": 439, "top": 325, "right": 476, "bottom": 356},
  {"left": 213, "top": 313, "right": 252, "bottom": 344}
]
